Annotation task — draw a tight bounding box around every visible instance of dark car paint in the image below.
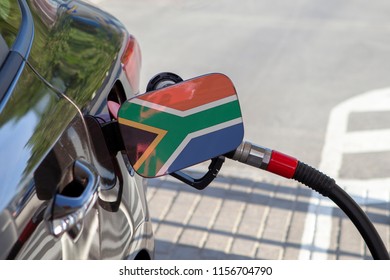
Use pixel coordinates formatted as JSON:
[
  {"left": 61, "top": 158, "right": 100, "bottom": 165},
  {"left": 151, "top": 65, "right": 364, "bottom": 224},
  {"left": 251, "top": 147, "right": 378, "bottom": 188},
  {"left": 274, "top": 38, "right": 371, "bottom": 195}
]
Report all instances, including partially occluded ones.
[
  {"left": 0, "top": 0, "right": 30, "bottom": 104},
  {"left": 0, "top": 35, "right": 8, "bottom": 64},
  {"left": 0, "top": 62, "right": 81, "bottom": 258},
  {"left": 27, "top": 0, "right": 127, "bottom": 112},
  {"left": 0, "top": 0, "right": 154, "bottom": 259},
  {"left": 0, "top": 0, "right": 21, "bottom": 48}
]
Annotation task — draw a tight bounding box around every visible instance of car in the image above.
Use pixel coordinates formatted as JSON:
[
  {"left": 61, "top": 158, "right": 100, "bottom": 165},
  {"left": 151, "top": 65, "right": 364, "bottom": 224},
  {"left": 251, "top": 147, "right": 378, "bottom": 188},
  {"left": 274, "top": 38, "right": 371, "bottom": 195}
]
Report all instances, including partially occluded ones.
[{"left": 0, "top": 0, "right": 154, "bottom": 259}]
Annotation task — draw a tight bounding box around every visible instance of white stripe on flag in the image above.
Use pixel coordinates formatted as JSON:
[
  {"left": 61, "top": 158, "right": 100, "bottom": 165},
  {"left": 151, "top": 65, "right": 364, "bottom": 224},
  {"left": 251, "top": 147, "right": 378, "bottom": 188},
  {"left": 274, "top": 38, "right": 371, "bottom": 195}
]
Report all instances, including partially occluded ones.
[
  {"left": 156, "top": 118, "right": 243, "bottom": 176},
  {"left": 131, "top": 95, "right": 238, "bottom": 117}
]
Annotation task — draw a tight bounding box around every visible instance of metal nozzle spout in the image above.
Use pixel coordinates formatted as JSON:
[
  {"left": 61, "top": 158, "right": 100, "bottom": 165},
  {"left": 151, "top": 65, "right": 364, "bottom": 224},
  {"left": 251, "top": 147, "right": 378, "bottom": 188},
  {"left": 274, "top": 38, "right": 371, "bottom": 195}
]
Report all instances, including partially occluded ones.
[{"left": 227, "top": 141, "right": 272, "bottom": 170}]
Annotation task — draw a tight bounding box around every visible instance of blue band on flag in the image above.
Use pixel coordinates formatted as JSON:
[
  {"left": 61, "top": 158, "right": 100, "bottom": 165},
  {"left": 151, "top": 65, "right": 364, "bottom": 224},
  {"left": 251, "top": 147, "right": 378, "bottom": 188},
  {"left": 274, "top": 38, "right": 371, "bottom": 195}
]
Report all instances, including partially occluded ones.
[{"left": 167, "top": 123, "right": 244, "bottom": 173}]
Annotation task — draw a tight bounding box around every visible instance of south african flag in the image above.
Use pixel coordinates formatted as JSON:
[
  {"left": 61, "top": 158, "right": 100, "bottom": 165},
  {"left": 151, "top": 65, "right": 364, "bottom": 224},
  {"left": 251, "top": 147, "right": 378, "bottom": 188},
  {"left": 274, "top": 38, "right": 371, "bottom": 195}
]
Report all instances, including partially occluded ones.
[{"left": 118, "top": 73, "right": 244, "bottom": 178}]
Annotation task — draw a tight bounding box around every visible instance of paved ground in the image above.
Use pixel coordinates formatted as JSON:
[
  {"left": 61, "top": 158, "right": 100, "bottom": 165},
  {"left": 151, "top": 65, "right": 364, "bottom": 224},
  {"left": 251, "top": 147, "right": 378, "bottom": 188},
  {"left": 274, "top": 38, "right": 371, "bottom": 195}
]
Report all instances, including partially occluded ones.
[
  {"left": 91, "top": 0, "right": 390, "bottom": 259},
  {"left": 145, "top": 165, "right": 389, "bottom": 260}
]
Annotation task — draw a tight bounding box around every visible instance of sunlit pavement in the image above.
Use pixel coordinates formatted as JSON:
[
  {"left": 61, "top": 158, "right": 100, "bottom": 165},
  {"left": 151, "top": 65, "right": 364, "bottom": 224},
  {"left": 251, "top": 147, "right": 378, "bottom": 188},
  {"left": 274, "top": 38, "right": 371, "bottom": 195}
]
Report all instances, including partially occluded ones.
[{"left": 145, "top": 166, "right": 389, "bottom": 260}]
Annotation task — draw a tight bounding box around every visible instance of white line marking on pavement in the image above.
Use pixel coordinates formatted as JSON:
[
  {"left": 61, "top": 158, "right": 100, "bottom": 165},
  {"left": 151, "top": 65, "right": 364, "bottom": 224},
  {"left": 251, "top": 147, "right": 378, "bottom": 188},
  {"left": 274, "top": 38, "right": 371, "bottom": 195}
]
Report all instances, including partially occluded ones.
[{"left": 299, "top": 87, "right": 390, "bottom": 259}]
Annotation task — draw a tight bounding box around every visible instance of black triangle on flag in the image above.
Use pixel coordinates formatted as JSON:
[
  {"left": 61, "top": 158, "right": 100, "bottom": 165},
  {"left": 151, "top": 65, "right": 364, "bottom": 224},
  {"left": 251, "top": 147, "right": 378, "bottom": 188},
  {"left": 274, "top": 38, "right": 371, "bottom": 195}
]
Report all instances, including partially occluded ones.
[{"left": 119, "top": 124, "right": 159, "bottom": 165}]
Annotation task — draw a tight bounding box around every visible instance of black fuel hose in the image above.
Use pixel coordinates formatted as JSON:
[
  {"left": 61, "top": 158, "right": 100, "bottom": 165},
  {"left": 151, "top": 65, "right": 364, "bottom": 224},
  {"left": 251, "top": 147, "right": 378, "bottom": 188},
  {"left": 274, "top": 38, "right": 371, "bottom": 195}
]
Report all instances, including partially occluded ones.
[
  {"left": 293, "top": 161, "right": 389, "bottom": 260},
  {"left": 228, "top": 141, "right": 390, "bottom": 260}
]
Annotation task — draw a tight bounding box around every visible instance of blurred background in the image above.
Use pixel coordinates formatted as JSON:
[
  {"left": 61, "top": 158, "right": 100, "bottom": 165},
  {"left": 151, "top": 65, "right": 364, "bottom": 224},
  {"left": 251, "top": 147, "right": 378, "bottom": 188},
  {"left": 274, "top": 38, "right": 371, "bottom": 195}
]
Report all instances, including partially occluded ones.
[{"left": 91, "top": 0, "right": 390, "bottom": 259}]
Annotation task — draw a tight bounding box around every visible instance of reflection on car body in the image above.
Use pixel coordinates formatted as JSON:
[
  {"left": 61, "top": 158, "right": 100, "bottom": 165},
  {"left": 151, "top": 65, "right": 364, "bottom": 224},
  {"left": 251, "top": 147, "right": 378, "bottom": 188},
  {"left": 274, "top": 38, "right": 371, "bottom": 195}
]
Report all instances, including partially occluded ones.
[{"left": 0, "top": 0, "right": 154, "bottom": 259}]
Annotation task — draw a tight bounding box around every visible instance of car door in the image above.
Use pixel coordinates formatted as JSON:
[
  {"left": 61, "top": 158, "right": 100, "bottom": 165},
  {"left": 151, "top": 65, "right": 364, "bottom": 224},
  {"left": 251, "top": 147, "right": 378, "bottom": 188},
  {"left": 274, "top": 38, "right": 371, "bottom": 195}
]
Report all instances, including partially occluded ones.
[
  {"left": 1, "top": 0, "right": 153, "bottom": 260},
  {"left": 0, "top": 61, "right": 102, "bottom": 260},
  {"left": 0, "top": 0, "right": 105, "bottom": 259}
]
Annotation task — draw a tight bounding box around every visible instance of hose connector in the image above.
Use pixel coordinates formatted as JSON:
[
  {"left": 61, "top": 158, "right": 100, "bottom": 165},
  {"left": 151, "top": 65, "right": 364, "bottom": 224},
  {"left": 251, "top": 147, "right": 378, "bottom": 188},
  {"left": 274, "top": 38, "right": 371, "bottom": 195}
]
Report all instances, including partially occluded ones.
[
  {"left": 227, "top": 141, "right": 272, "bottom": 170},
  {"left": 227, "top": 141, "right": 298, "bottom": 178}
]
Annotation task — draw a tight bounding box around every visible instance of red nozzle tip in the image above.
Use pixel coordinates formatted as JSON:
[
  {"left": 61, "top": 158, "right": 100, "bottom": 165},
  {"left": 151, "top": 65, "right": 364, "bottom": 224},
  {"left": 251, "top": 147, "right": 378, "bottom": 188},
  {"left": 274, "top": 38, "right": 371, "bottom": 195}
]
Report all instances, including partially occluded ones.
[{"left": 267, "top": 150, "right": 298, "bottom": 179}]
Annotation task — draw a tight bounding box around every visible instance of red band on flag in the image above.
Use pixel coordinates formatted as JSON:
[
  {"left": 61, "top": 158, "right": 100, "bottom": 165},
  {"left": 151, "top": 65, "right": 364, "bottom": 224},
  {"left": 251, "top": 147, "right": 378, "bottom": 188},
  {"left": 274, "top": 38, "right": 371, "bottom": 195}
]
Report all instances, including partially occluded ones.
[{"left": 138, "top": 74, "right": 236, "bottom": 111}]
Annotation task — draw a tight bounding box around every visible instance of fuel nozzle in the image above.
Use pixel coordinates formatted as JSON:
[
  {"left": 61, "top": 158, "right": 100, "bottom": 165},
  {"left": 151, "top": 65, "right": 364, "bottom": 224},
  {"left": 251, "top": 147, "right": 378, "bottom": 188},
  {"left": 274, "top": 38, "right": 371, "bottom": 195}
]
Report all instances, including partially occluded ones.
[
  {"left": 228, "top": 141, "right": 335, "bottom": 192},
  {"left": 227, "top": 141, "right": 271, "bottom": 169},
  {"left": 227, "top": 141, "right": 298, "bottom": 179}
]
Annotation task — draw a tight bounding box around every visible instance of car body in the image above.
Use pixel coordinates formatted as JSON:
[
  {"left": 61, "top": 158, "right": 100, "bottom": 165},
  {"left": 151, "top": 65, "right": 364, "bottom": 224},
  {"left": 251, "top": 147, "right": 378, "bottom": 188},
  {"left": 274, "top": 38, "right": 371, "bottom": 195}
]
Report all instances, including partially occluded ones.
[{"left": 0, "top": 0, "right": 154, "bottom": 259}]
